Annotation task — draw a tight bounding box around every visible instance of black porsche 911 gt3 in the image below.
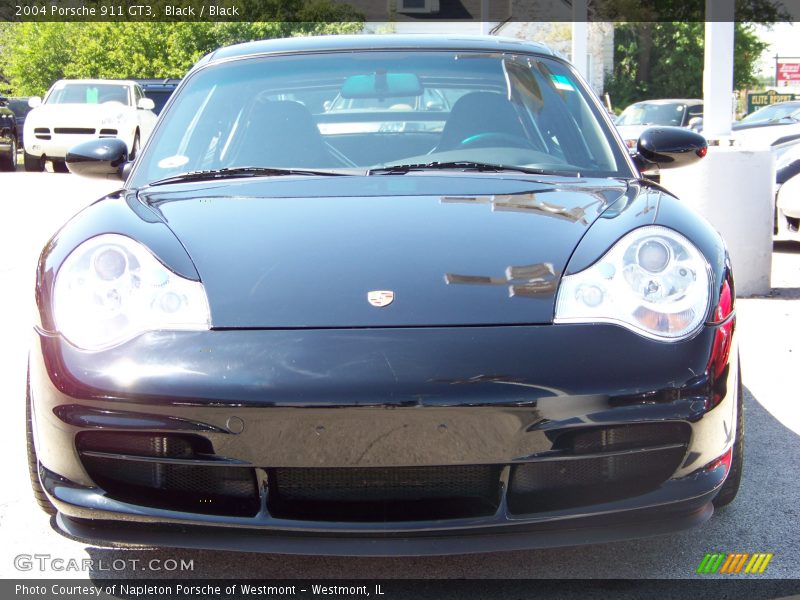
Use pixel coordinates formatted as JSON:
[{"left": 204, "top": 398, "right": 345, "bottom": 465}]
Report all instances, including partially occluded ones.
[{"left": 27, "top": 35, "right": 741, "bottom": 555}]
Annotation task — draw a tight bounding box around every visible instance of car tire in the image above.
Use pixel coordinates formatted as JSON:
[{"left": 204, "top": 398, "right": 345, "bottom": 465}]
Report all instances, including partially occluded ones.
[
  {"left": 713, "top": 362, "right": 744, "bottom": 508},
  {"left": 52, "top": 159, "right": 69, "bottom": 173},
  {"left": 0, "top": 135, "right": 17, "bottom": 171},
  {"left": 25, "top": 370, "right": 57, "bottom": 516},
  {"left": 129, "top": 131, "right": 140, "bottom": 161},
  {"left": 24, "top": 151, "right": 44, "bottom": 172}
]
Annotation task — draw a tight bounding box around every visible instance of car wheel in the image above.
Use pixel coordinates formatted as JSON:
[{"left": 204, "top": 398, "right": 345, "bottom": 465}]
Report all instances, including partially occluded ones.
[
  {"left": 713, "top": 362, "right": 744, "bottom": 508},
  {"left": 25, "top": 370, "right": 56, "bottom": 516},
  {"left": 24, "top": 151, "right": 44, "bottom": 172},
  {"left": 52, "top": 159, "right": 70, "bottom": 173},
  {"left": 129, "top": 131, "right": 140, "bottom": 161},
  {"left": 0, "top": 135, "right": 17, "bottom": 171}
]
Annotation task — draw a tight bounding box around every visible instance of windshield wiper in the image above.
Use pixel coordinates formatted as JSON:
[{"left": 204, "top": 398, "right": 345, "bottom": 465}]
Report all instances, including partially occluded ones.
[
  {"left": 148, "top": 166, "right": 356, "bottom": 187},
  {"left": 368, "top": 161, "right": 580, "bottom": 177}
]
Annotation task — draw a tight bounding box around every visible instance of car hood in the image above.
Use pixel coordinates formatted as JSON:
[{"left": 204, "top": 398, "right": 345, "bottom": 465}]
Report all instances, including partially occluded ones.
[{"left": 140, "top": 175, "right": 629, "bottom": 328}]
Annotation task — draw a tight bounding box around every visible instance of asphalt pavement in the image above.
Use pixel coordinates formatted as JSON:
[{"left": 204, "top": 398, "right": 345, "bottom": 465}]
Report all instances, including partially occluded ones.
[{"left": 0, "top": 170, "right": 797, "bottom": 583}]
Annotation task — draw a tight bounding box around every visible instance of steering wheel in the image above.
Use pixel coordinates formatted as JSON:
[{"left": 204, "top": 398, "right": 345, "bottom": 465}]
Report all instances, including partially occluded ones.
[{"left": 459, "top": 131, "right": 538, "bottom": 150}]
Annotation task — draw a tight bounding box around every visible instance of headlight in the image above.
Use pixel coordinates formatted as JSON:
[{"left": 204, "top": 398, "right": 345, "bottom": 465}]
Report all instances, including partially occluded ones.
[
  {"left": 555, "top": 226, "right": 711, "bottom": 341},
  {"left": 53, "top": 234, "right": 210, "bottom": 350}
]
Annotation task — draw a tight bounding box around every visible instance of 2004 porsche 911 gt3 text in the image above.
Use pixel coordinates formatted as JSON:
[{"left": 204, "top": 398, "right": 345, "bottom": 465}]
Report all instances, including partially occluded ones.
[{"left": 27, "top": 35, "right": 741, "bottom": 555}]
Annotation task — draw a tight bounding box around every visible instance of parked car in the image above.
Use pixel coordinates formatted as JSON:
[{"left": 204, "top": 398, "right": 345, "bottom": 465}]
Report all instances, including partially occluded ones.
[
  {"left": 616, "top": 99, "right": 704, "bottom": 148},
  {"left": 771, "top": 139, "right": 800, "bottom": 240},
  {"left": 22, "top": 79, "right": 157, "bottom": 172},
  {"left": 134, "top": 78, "right": 181, "bottom": 115},
  {"left": 730, "top": 100, "right": 800, "bottom": 148},
  {"left": 0, "top": 96, "right": 18, "bottom": 171},
  {"left": 28, "top": 35, "right": 740, "bottom": 555},
  {"left": 7, "top": 96, "right": 32, "bottom": 146}
]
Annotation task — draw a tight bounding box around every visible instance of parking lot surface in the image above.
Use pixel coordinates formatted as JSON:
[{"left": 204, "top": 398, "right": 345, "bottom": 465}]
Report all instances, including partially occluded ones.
[{"left": 0, "top": 171, "right": 797, "bottom": 580}]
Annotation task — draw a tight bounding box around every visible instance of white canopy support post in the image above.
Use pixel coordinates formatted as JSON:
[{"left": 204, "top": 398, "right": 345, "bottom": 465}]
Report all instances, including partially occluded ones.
[
  {"left": 703, "top": 0, "right": 735, "bottom": 139},
  {"left": 571, "top": 0, "right": 588, "bottom": 78},
  {"left": 662, "top": 0, "right": 772, "bottom": 297}
]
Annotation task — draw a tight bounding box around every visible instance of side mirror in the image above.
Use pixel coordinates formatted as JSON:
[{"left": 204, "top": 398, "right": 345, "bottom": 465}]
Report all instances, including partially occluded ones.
[
  {"left": 28, "top": 97, "right": 42, "bottom": 108},
  {"left": 688, "top": 116, "right": 704, "bottom": 132},
  {"left": 66, "top": 138, "right": 128, "bottom": 180},
  {"left": 137, "top": 97, "right": 155, "bottom": 111},
  {"left": 633, "top": 126, "right": 707, "bottom": 172}
]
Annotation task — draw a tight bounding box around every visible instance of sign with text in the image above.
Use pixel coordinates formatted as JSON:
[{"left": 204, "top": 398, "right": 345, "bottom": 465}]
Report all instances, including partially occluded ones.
[
  {"left": 777, "top": 60, "right": 800, "bottom": 86},
  {"left": 747, "top": 90, "right": 798, "bottom": 114}
]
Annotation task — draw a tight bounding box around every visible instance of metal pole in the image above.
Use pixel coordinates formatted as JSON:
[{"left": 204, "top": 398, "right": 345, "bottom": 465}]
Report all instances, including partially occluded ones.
[{"left": 480, "top": 0, "right": 489, "bottom": 35}]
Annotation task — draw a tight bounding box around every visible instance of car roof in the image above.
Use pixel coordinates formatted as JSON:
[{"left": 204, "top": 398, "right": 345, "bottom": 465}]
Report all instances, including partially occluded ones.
[
  {"left": 134, "top": 78, "right": 182, "bottom": 88},
  {"left": 53, "top": 79, "right": 136, "bottom": 86},
  {"left": 203, "top": 34, "right": 555, "bottom": 66}
]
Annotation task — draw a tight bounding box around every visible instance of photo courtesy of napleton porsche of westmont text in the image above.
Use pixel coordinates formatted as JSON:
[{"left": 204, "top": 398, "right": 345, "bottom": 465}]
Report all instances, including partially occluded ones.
[{"left": 15, "top": 583, "right": 384, "bottom": 596}]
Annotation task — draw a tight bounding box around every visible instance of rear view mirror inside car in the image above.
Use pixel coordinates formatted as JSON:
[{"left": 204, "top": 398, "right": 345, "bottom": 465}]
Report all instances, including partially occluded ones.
[{"left": 341, "top": 72, "right": 422, "bottom": 99}]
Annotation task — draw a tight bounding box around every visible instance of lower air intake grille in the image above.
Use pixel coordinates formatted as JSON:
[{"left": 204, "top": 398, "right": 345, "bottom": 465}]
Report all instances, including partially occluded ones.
[
  {"left": 77, "top": 432, "right": 258, "bottom": 517},
  {"left": 76, "top": 431, "right": 210, "bottom": 458},
  {"left": 508, "top": 422, "right": 690, "bottom": 514},
  {"left": 269, "top": 465, "right": 502, "bottom": 521},
  {"left": 54, "top": 127, "right": 95, "bottom": 134},
  {"left": 554, "top": 422, "right": 691, "bottom": 454}
]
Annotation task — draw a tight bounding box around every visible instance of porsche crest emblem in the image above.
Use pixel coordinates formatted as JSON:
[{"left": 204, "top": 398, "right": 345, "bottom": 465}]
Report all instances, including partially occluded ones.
[{"left": 367, "top": 290, "right": 395, "bottom": 307}]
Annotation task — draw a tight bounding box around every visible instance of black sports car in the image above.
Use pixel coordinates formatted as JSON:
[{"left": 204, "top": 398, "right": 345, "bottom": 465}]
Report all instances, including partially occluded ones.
[{"left": 28, "top": 35, "right": 740, "bottom": 555}]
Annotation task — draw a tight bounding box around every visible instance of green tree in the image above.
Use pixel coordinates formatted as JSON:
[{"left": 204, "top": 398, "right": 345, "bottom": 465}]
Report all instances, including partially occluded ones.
[
  {"left": 605, "top": 22, "right": 771, "bottom": 109},
  {"left": 0, "top": 7, "right": 363, "bottom": 96},
  {"left": 600, "top": 0, "right": 789, "bottom": 109}
]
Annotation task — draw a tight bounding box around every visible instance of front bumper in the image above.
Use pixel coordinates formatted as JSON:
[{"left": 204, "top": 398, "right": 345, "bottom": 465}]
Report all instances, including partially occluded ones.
[
  {"left": 30, "top": 322, "right": 738, "bottom": 553},
  {"left": 24, "top": 131, "right": 123, "bottom": 159}
]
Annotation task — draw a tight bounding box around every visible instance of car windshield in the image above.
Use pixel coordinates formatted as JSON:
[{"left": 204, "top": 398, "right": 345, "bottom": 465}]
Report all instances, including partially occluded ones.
[
  {"left": 740, "top": 103, "right": 800, "bottom": 125},
  {"left": 617, "top": 102, "right": 687, "bottom": 127},
  {"left": 130, "top": 50, "right": 630, "bottom": 186},
  {"left": 46, "top": 82, "right": 130, "bottom": 105}
]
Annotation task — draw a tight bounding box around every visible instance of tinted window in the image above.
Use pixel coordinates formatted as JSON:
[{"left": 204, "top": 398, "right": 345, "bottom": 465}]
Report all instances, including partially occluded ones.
[{"left": 142, "top": 90, "right": 174, "bottom": 115}]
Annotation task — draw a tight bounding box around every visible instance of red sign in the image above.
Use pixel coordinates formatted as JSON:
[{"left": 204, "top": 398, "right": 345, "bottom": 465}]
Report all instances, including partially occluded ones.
[{"left": 777, "top": 61, "right": 800, "bottom": 85}]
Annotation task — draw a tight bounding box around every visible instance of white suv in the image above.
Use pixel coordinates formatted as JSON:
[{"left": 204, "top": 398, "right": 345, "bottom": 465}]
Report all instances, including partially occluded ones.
[{"left": 23, "top": 79, "right": 157, "bottom": 172}]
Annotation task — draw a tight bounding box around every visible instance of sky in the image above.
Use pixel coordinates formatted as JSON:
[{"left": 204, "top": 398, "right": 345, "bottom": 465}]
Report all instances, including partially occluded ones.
[{"left": 755, "top": 22, "right": 800, "bottom": 80}]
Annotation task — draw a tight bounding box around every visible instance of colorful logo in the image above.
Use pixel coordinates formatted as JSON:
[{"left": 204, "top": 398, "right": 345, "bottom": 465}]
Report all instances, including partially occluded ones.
[{"left": 696, "top": 553, "right": 774, "bottom": 574}]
